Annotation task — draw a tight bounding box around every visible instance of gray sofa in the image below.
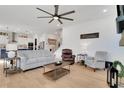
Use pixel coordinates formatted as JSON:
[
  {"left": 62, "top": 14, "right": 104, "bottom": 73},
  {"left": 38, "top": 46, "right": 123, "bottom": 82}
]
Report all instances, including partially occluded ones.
[{"left": 18, "top": 50, "right": 55, "bottom": 71}]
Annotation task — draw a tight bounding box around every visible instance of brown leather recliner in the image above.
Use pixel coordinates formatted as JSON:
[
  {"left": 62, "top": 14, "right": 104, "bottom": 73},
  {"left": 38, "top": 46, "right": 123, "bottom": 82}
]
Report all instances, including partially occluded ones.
[{"left": 61, "top": 49, "right": 75, "bottom": 65}]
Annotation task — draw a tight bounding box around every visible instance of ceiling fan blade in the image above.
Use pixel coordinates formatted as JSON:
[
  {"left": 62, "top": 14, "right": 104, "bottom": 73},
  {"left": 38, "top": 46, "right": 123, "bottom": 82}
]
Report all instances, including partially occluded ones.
[
  {"left": 59, "top": 10, "right": 75, "bottom": 16},
  {"left": 58, "top": 19, "right": 63, "bottom": 24},
  {"left": 59, "top": 17, "right": 74, "bottom": 21},
  {"left": 36, "top": 7, "right": 53, "bottom": 16},
  {"left": 49, "top": 19, "right": 54, "bottom": 23},
  {"left": 54, "top": 5, "right": 59, "bottom": 15},
  {"left": 37, "top": 16, "right": 53, "bottom": 18}
]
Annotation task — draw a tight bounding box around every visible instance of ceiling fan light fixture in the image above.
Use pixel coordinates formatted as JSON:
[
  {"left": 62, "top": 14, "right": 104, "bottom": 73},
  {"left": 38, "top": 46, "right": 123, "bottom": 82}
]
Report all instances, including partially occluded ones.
[
  {"left": 36, "top": 5, "right": 75, "bottom": 24},
  {"left": 53, "top": 16, "right": 59, "bottom": 20}
]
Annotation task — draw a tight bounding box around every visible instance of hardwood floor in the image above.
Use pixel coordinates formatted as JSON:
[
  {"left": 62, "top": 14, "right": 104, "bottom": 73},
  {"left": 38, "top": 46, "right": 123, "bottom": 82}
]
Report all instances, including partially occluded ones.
[{"left": 0, "top": 60, "right": 108, "bottom": 88}]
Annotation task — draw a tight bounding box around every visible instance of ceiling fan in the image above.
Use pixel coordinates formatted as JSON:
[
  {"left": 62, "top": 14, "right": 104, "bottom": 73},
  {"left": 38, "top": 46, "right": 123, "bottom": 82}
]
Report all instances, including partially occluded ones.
[{"left": 36, "top": 5, "right": 75, "bottom": 24}]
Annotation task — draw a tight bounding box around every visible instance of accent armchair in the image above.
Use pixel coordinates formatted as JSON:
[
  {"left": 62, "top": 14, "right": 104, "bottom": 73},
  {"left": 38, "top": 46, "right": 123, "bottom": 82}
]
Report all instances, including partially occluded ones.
[
  {"left": 85, "top": 51, "right": 108, "bottom": 72},
  {"left": 61, "top": 49, "right": 75, "bottom": 65}
]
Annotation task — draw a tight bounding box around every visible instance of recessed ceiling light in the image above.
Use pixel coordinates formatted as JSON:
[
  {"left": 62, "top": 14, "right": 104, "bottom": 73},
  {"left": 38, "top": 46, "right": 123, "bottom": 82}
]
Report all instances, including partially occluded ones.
[{"left": 103, "top": 9, "right": 107, "bottom": 13}]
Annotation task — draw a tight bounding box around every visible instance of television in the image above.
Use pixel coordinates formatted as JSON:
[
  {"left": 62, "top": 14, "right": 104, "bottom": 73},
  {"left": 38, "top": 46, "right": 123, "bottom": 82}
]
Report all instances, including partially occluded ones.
[{"left": 116, "top": 5, "right": 124, "bottom": 33}]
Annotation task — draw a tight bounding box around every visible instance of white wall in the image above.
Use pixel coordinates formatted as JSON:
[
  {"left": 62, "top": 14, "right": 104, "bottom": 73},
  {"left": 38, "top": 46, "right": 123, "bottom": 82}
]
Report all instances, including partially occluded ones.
[{"left": 55, "top": 15, "right": 124, "bottom": 63}]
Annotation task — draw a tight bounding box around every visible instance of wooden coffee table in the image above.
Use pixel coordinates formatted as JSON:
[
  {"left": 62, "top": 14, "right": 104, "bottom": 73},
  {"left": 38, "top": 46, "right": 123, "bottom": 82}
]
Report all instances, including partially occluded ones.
[{"left": 43, "top": 61, "right": 70, "bottom": 80}]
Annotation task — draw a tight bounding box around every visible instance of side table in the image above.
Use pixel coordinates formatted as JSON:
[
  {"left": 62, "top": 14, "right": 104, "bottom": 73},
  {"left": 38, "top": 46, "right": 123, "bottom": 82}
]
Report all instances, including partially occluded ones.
[
  {"left": 3, "top": 57, "right": 21, "bottom": 77},
  {"left": 77, "top": 54, "right": 87, "bottom": 65},
  {"left": 105, "top": 61, "right": 113, "bottom": 69}
]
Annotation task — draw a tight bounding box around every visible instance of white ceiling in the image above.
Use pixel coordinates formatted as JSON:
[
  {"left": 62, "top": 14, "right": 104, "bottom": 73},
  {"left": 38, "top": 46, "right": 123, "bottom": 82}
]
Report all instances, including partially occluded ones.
[{"left": 0, "top": 5, "right": 116, "bottom": 34}]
